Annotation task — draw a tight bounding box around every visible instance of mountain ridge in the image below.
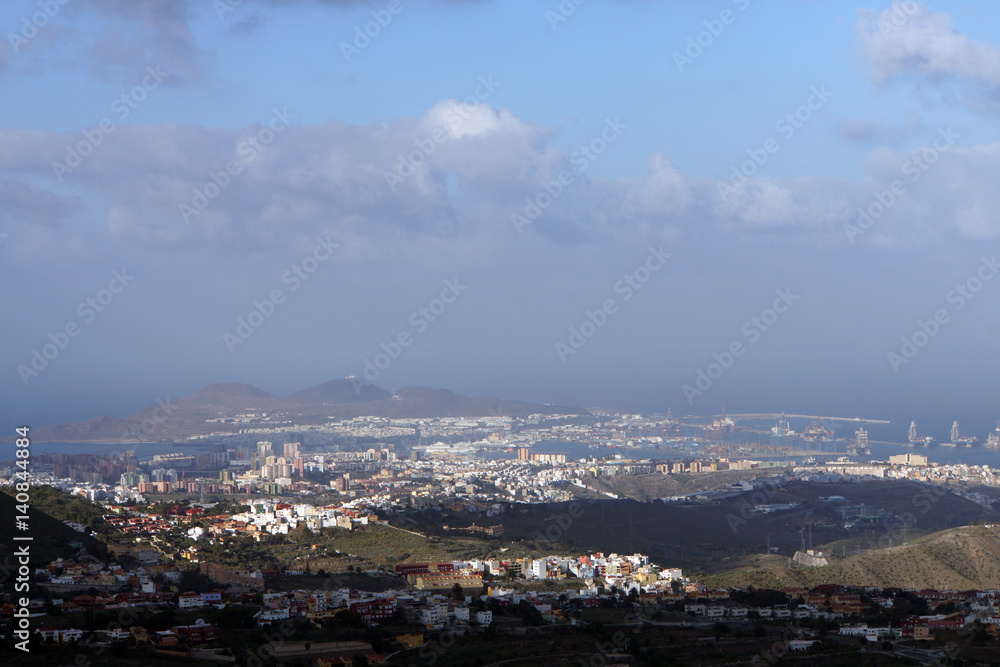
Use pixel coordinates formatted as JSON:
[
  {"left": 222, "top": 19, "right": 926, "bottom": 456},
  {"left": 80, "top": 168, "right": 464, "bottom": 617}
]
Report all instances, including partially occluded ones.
[{"left": 23, "top": 378, "right": 588, "bottom": 443}]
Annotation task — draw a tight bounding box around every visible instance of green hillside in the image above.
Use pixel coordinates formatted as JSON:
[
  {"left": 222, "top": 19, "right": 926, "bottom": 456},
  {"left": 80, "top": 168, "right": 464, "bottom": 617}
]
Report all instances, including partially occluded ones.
[{"left": 0, "top": 486, "right": 110, "bottom": 586}]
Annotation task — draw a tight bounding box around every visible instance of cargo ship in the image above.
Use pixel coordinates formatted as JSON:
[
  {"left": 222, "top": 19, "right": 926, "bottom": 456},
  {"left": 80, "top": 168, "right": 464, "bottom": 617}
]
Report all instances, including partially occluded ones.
[{"left": 847, "top": 427, "right": 871, "bottom": 455}]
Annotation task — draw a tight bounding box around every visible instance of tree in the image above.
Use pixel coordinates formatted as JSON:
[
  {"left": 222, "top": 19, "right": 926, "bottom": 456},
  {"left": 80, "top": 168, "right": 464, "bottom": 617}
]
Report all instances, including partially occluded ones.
[{"left": 452, "top": 583, "right": 465, "bottom": 601}]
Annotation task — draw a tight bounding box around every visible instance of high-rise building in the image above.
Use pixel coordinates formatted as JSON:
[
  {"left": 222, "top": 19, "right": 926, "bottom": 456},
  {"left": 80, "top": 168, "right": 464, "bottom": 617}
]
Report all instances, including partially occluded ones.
[{"left": 283, "top": 442, "right": 300, "bottom": 459}]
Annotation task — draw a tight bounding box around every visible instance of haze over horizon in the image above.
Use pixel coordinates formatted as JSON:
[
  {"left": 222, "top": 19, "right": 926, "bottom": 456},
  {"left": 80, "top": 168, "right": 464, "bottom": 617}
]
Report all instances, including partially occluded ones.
[{"left": 4, "top": 1, "right": 1000, "bottom": 444}]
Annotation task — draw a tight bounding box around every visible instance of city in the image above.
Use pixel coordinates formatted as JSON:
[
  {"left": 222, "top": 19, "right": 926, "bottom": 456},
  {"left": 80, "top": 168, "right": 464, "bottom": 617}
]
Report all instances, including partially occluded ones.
[{"left": 8, "top": 0, "right": 1000, "bottom": 665}]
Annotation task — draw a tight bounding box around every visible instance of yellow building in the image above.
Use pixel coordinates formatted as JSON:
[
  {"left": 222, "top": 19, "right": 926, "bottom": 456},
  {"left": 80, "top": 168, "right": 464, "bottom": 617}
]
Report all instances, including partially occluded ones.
[
  {"left": 395, "top": 633, "right": 424, "bottom": 648},
  {"left": 409, "top": 573, "right": 483, "bottom": 590}
]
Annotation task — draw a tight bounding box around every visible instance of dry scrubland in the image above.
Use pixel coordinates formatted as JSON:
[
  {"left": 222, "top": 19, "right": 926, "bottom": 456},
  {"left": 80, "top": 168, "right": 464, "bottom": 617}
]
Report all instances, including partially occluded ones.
[{"left": 708, "top": 525, "right": 1000, "bottom": 590}]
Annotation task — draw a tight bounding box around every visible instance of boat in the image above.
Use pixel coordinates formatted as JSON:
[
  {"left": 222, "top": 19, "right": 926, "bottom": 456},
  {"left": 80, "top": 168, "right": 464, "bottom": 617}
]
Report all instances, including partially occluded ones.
[
  {"left": 986, "top": 421, "right": 1000, "bottom": 449},
  {"left": 950, "top": 420, "right": 977, "bottom": 447},
  {"left": 908, "top": 421, "right": 934, "bottom": 447},
  {"left": 802, "top": 419, "right": 833, "bottom": 443},
  {"left": 772, "top": 421, "right": 795, "bottom": 437},
  {"left": 847, "top": 427, "right": 871, "bottom": 455}
]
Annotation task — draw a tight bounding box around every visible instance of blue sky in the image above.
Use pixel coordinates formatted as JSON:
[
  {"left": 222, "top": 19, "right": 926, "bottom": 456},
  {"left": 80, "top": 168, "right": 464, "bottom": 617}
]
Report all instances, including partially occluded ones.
[{"left": 3, "top": 0, "right": 1000, "bottom": 442}]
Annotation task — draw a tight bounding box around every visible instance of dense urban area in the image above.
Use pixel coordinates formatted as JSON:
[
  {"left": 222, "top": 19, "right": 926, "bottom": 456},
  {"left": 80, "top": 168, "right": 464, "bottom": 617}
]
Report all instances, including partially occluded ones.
[{"left": 8, "top": 409, "right": 1000, "bottom": 664}]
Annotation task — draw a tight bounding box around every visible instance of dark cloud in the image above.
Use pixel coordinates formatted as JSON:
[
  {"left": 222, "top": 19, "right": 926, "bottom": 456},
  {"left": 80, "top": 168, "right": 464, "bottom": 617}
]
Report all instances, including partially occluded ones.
[
  {"left": 0, "top": 178, "right": 79, "bottom": 227},
  {"left": 835, "top": 110, "right": 924, "bottom": 146}
]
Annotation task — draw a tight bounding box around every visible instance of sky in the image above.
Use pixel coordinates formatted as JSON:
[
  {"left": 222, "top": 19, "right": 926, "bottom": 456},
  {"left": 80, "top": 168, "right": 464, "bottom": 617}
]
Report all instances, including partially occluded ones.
[{"left": 3, "top": 0, "right": 1000, "bottom": 443}]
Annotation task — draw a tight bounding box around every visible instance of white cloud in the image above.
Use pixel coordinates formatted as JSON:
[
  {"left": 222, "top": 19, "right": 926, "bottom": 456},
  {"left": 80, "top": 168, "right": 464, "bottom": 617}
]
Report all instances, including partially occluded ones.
[
  {"left": 857, "top": 2, "right": 1000, "bottom": 104},
  {"left": 3, "top": 101, "right": 1000, "bottom": 265}
]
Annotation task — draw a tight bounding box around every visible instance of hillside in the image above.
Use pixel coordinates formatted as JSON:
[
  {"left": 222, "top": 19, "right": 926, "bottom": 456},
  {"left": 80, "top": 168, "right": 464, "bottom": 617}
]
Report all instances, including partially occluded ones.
[
  {"left": 25, "top": 378, "right": 588, "bottom": 443},
  {"left": 0, "top": 486, "right": 109, "bottom": 569},
  {"left": 706, "top": 524, "right": 1000, "bottom": 590},
  {"left": 285, "top": 378, "right": 390, "bottom": 406}
]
